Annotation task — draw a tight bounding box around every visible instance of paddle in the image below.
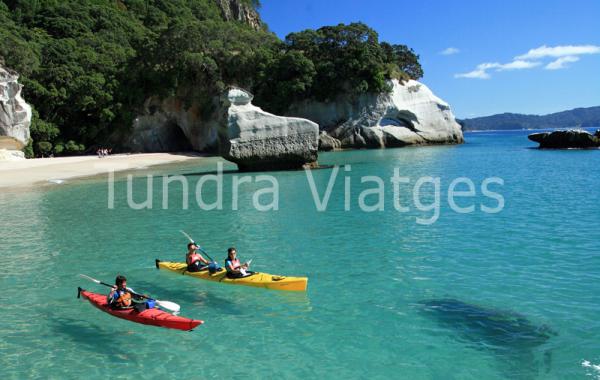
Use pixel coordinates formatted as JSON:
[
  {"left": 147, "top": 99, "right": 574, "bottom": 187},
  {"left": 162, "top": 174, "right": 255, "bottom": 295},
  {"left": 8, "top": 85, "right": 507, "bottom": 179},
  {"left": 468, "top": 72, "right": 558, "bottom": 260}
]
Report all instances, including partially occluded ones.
[
  {"left": 180, "top": 230, "right": 216, "bottom": 263},
  {"left": 78, "top": 274, "right": 181, "bottom": 314}
]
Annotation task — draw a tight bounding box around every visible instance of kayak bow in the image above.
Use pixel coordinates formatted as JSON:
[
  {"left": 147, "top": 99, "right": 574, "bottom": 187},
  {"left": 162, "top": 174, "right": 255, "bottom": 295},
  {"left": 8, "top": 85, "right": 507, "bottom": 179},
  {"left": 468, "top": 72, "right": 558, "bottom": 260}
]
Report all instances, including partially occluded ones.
[
  {"left": 78, "top": 288, "right": 203, "bottom": 331},
  {"left": 155, "top": 259, "right": 308, "bottom": 292}
]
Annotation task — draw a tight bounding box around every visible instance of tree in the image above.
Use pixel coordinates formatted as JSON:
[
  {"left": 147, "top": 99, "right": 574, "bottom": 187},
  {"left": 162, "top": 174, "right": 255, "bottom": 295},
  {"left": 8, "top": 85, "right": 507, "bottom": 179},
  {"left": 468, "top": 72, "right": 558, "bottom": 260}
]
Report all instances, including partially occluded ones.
[
  {"left": 65, "top": 140, "right": 85, "bottom": 154},
  {"left": 255, "top": 50, "right": 316, "bottom": 113},
  {"left": 36, "top": 141, "right": 52, "bottom": 156},
  {"left": 262, "top": 22, "right": 423, "bottom": 107},
  {"left": 381, "top": 43, "right": 423, "bottom": 81},
  {"left": 283, "top": 22, "right": 388, "bottom": 101}
]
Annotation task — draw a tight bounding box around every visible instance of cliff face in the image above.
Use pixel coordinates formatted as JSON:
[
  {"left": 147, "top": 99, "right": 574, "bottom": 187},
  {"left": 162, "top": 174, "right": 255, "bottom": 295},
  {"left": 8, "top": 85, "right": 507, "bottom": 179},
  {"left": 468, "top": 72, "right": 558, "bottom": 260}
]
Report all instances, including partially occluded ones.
[
  {"left": 286, "top": 79, "right": 464, "bottom": 149},
  {"left": 127, "top": 0, "right": 262, "bottom": 152},
  {"left": 215, "top": 0, "right": 262, "bottom": 30},
  {"left": 128, "top": 96, "right": 216, "bottom": 153},
  {"left": 0, "top": 64, "right": 31, "bottom": 158},
  {"left": 128, "top": 80, "right": 464, "bottom": 155},
  {"left": 126, "top": 6, "right": 462, "bottom": 157}
]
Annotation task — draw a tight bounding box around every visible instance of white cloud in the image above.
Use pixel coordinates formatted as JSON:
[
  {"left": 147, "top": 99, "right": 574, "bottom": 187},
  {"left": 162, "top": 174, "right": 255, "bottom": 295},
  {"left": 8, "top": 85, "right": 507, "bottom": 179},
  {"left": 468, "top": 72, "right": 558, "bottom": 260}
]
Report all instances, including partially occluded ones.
[
  {"left": 545, "top": 55, "right": 580, "bottom": 70},
  {"left": 455, "top": 62, "right": 497, "bottom": 79},
  {"left": 455, "top": 68, "right": 490, "bottom": 79},
  {"left": 455, "top": 43, "right": 600, "bottom": 79},
  {"left": 455, "top": 60, "right": 540, "bottom": 79},
  {"left": 478, "top": 63, "right": 501, "bottom": 70},
  {"left": 496, "top": 60, "right": 541, "bottom": 71},
  {"left": 516, "top": 44, "right": 600, "bottom": 59},
  {"left": 440, "top": 47, "right": 460, "bottom": 55}
]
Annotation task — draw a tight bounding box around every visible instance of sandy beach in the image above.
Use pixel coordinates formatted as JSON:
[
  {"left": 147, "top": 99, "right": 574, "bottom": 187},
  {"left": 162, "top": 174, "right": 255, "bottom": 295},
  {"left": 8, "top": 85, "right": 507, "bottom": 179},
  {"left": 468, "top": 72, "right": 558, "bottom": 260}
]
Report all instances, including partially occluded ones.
[{"left": 0, "top": 153, "right": 205, "bottom": 188}]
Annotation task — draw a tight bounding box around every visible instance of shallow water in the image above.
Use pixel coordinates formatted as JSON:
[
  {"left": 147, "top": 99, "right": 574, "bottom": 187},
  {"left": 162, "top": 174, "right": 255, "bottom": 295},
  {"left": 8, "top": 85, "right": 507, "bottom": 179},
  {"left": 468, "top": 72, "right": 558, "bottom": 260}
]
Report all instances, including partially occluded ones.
[{"left": 1, "top": 130, "right": 599, "bottom": 379}]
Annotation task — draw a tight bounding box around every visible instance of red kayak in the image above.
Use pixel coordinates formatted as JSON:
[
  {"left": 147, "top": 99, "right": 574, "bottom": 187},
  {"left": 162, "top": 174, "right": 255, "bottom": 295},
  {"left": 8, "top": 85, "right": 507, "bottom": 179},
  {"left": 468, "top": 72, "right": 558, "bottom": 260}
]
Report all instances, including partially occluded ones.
[{"left": 78, "top": 288, "right": 202, "bottom": 331}]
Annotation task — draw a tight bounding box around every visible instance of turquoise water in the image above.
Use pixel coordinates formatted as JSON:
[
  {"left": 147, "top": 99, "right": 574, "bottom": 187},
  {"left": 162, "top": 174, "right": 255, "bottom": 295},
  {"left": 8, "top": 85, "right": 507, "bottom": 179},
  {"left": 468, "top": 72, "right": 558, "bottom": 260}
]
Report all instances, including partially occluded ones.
[{"left": 1, "top": 130, "right": 599, "bottom": 379}]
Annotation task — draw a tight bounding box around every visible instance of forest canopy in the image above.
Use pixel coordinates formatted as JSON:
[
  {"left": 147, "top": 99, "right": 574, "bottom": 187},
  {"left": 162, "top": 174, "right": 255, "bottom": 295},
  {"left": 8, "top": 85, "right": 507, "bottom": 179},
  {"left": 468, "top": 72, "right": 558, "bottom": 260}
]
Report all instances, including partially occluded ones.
[{"left": 0, "top": 0, "right": 422, "bottom": 157}]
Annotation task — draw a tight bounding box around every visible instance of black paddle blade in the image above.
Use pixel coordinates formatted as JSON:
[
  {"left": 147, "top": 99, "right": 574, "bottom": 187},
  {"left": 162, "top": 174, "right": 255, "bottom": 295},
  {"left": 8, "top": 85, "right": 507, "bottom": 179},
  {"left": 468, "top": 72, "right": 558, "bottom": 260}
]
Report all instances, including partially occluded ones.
[
  {"left": 77, "top": 287, "right": 82, "bottom": 299},
  {"left": 155, "top": 259, "right": 161, "bottom": 269}
]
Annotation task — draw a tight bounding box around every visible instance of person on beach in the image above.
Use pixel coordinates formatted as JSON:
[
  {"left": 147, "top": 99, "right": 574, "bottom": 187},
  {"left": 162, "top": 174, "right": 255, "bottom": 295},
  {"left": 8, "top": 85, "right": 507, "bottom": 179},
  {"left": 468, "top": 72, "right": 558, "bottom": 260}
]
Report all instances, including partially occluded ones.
[
  {"left": 186, "top": 242, "right": 210, "bottom": 272},
  {"left": 224, "top": 247, "right": 251, "bottom": 278},
  {"left": 107, "top": 275, "right": 133, "bottom": 308}
]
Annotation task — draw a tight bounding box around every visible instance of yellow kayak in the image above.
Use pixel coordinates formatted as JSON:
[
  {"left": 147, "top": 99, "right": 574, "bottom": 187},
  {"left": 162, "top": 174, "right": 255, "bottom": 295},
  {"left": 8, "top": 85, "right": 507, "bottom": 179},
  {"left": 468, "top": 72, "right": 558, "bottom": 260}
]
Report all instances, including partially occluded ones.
[{"left": 155, "top": 259, "right": 308, "bottom": 292}]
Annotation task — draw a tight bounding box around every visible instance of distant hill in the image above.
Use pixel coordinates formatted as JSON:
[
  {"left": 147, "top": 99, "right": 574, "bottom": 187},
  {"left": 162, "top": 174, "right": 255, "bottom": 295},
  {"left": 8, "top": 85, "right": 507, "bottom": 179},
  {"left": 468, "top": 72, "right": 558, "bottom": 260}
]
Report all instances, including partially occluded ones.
[{"left": 459, "top": 106, "right": 600, "bottom": 131}]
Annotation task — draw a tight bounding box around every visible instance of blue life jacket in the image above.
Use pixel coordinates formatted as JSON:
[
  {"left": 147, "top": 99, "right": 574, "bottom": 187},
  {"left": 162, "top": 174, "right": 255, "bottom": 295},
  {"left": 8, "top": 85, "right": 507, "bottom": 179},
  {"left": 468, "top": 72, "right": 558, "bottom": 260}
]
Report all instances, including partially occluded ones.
[{"left": 225, "top": 258, "right": 241, "bottom": 273}]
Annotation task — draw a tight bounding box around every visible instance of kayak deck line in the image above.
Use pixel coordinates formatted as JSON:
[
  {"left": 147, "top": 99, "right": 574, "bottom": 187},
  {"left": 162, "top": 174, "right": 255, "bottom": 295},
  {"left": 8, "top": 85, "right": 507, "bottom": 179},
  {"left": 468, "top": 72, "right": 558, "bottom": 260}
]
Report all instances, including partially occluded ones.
[
  {"left": 155, "top": 259, "right": 308, "bottom": 292},
  {"left": 77, "top": 287, "right": 203, "bottom": 331},
  {"left": 154, "top": 259, "right": 262, "bottom": 280}
]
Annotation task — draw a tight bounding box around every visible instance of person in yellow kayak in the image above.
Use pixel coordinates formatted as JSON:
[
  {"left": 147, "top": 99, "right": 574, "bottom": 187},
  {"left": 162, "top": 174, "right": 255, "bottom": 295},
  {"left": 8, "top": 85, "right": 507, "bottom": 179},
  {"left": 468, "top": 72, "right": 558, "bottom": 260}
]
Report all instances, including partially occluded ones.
[
  {"left": 107, "top": 275, "right": 133, "bottom": 309},
  {"left": 186, "top": 242, "right": 210, "bottom": 272},
  {"left": 225, "top": 247, "right": 252, "bottom": 278}
]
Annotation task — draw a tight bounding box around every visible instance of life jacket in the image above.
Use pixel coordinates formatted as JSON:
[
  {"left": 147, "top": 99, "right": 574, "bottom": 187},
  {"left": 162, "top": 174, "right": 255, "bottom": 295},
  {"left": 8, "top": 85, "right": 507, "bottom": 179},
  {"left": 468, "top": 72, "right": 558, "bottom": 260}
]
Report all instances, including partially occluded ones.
[
  {"left": 187, "top": 252, "right": 203, "bottom": 265},
  {"left": 112, "top": 289, "right": 132, "bottom": 308},
  {"left": 225, "top": 258, "right": 241, "bottom": 272}
]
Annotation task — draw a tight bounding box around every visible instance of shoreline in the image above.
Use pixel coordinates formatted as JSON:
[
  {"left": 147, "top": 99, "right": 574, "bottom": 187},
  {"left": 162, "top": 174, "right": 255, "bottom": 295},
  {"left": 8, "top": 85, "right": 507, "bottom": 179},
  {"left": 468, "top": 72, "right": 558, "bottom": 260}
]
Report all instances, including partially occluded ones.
[
  {"left": 463, "top": 126, "right": 600, "bottom": 133},
  {"left": 0, "top": 152, "right": 207, "bottom": 189}
]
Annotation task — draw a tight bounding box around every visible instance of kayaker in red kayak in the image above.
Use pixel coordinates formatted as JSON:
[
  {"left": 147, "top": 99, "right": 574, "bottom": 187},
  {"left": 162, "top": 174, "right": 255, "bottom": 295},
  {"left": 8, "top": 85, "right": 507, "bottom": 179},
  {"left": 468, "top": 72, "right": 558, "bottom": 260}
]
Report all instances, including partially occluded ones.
[
  {"left": 107, "top": 275, "right": 133, "bottom": 309},
  {"left": 186, "top": 243, "right": 210, "bottom": 272},
  {"left": 107, "top": 275, "right": 154, "bottom": 311},
  {"left": 225, "top": 247, "right": 252, "bottom": 278}
]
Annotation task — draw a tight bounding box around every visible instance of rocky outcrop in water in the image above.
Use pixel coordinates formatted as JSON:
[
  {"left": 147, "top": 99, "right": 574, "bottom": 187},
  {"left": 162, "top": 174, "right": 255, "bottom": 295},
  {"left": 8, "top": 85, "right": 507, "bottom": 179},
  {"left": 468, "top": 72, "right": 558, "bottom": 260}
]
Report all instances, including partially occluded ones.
[
  {"left": 318, "top": 131, "right": 342, "bottom": 151},
  {"left": 288, "top": 79, "right": 464, "bottom": 149},
  {"left": 528, "top": 129, "right": 600, "bottom": 149},
  {"left": 218, "top": 87, "right": 319, "bottom": 171},
  {"left": 0, "top": 65, "right": 31, "bottom": 157}
]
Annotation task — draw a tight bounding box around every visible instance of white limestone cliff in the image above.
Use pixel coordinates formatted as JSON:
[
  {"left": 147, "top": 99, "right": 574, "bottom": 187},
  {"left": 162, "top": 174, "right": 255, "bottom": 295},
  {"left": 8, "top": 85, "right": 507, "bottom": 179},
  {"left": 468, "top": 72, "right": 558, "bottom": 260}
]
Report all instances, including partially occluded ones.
[
  {"left": 0, "top": 65, "right": 31, "bottom": 158},
  {"left": 287, "top": 79, "right": 464, "bottom": 149}
]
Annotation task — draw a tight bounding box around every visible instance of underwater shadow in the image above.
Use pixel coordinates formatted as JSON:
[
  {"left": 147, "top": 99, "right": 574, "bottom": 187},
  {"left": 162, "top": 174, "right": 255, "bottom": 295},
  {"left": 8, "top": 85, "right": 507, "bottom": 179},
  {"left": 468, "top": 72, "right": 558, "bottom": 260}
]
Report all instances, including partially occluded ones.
[
  {"left": 48, "top": 316, "right": 138, "bottom": 363},
  {"left": 179, "top": 164, "right": 336, "bottom": 177},
  {"left": 419, "top": 298, "right": 557, "bottom": 378},
  {"left": 180, "top": 169, "right": 239, "bottom": 177}
]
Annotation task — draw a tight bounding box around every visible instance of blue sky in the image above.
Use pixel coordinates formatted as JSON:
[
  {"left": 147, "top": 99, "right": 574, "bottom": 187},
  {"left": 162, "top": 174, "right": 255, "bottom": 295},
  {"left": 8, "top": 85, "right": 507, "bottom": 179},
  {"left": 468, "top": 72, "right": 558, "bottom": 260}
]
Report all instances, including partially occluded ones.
[{"left": 259, "top": 0, "right": 600, "bottom": 118}]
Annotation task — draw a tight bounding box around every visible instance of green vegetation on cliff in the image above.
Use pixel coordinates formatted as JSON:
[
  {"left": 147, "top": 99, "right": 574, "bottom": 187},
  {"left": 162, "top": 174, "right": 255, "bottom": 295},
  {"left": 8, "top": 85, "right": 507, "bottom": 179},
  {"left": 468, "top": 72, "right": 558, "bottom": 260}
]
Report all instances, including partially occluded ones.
[
  {"left": 1, "top": 0, "right": 422, "bottom": 157},
  {"left": 255, "top": 23, "right": 423, "bottom": 113}
]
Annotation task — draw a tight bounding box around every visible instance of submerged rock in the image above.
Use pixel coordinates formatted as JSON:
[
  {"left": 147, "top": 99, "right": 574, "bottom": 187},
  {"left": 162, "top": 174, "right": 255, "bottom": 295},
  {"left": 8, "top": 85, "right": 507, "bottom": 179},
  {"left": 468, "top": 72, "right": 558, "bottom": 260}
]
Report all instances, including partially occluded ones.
[
  {"left": 528, "top": 129, "right": 600, "bottom": 149},
  {"left": 287, "top": 79, "right": 464, "bottom": 149},
  {"left": 218, "top": 87, "right": 319, "bottom": 171},
  {"left": 420, "top": 298, "right": 556, "bottom": 349},
  {"left": 0, "top": 64, "right": 31, "bottom": 158}
]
